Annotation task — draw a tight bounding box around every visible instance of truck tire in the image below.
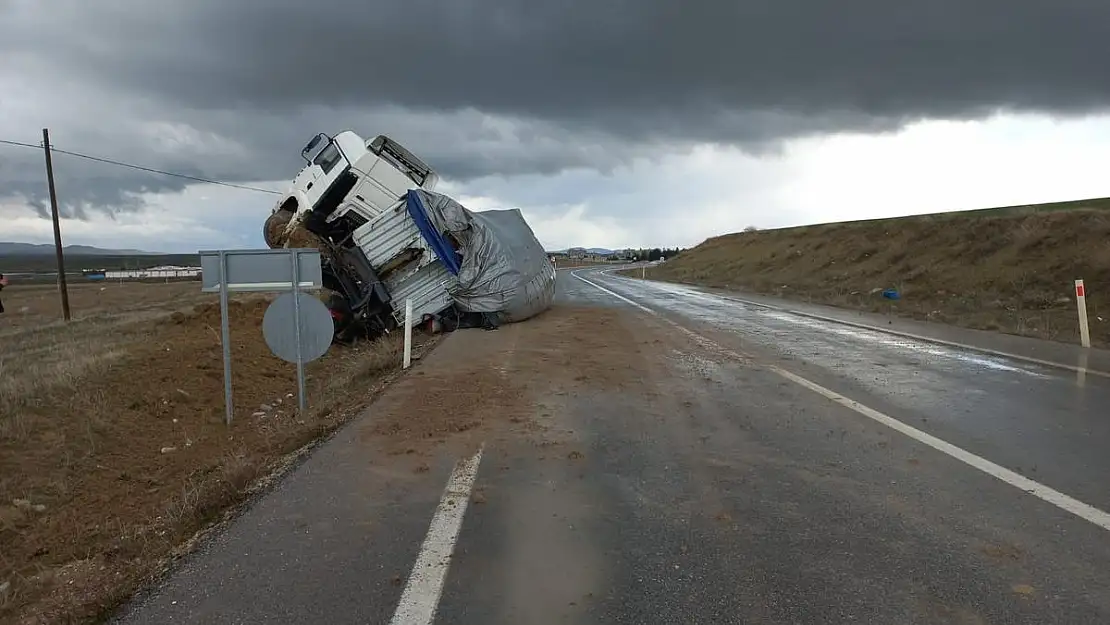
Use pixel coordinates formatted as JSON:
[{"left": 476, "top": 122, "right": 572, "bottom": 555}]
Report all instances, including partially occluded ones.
[
  {"left": 324, "top": 290, "right": 358, "bottom": 345},
  {"left": 263, "top": 209, "right": 294, "bottom": 248}
]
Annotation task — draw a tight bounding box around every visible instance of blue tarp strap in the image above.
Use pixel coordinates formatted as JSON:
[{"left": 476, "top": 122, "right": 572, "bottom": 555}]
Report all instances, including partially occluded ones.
[{"left": 405, "top": 190, "right": 462, "bottom": 276}]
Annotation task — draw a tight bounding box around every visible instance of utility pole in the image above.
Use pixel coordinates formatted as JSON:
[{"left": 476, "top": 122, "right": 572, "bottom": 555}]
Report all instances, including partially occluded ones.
[{"left": 42, "top": 128, "right": 71, "bottom": 321}]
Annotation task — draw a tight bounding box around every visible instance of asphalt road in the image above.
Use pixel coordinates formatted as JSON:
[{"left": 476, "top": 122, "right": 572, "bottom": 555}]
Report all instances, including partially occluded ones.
[{"left": 112, "top": 266, "right": 1110, "bottom": 624}]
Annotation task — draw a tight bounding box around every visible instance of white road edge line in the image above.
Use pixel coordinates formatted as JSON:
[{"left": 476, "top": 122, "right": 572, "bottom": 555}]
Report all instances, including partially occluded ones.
[
  {"left": 597, "top": 267, "right": 1110, "bottom": 379},
  {"left": 573, "top": 271, "right": 1110, "bottom": 533},
  {"left": 389, "top": 446, "right": 485, "bottom": 625},
  {"left": 571, "top": 270, "right": 656, "bottom": 314}
]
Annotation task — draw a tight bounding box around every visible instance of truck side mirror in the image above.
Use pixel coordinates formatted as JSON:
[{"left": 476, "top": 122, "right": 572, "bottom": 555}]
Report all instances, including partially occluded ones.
[{"left": 300, "top": 133, "right": 329, "bottom": 163}]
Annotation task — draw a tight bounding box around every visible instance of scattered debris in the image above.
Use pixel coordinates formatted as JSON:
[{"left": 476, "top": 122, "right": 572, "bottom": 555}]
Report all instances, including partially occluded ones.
[{"left": 981, "top": 543, "right": 1023, "bottom": 561}]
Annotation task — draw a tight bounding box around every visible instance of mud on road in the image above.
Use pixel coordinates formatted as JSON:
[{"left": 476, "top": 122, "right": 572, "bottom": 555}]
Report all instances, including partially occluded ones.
[
  {"left": 354, "top": 303, "right": 652, "bottom": 462},
  {"left": 107, "top": 301, "right": 721, "bottom": 624}
]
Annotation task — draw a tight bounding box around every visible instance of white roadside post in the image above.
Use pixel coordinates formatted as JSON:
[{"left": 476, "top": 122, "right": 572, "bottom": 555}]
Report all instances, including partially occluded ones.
[
  {"left": 1076, "top": 279, "right": 1091, "bottom": 348},
  {"left": 290, "top": 251, "right": 307, "bottom": 413},
  {"left": 642, "top": 263, "right": 646, "bottom": 279},
  {"left": 403, "top": 298, "right": 413, "bottom": 369}
]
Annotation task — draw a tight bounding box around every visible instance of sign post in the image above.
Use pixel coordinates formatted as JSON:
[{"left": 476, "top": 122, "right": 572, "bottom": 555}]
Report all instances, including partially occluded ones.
[
  {"left": 218, "top": 251, "right": 233, "bottom": 425},
  {"left": 261, "top": 290, "right": 332, "bottom": 412},
  {"left": 290, "top": 252, "right": 306, "bottom": 412},
  {"left": 1076, "top": 279, "right": 1091, "bottom": 348},
  {"left": 200, "top": 248, "right": 325, "bottom": 424}
]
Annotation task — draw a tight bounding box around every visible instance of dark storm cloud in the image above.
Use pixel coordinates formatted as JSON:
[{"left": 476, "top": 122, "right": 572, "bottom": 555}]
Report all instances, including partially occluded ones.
[
  {"left": 2, "top": 0, "right": 1110, "bottom": 215},
  {"left": 15, "top": 0, "right": 1110, "bottom": 129}
]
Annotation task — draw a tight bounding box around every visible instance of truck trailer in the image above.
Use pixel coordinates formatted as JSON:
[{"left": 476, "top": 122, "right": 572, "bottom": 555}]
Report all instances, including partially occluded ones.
[{"left": 263, "top": 131, "right": 555, "bottom": 343}]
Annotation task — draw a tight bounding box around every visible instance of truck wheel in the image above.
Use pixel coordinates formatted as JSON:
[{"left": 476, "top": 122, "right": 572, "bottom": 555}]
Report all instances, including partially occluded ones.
[
  {"left": 263, "top": 209, "right": 294, "bottom": 248},
  {"left": 324, "top": 291, "right": 357, "bottom": 345}
]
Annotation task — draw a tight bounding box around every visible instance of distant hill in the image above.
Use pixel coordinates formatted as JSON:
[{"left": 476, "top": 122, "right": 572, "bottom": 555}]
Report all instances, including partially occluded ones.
[
  {"left": 0, "top": 242, "right": 161, "bottom": 256},
  {"left": 549, "top": 247, "right": 617, "bottom": 255},
  {"left": 0, "top": 244, "right": 200, "bottom": 276}
]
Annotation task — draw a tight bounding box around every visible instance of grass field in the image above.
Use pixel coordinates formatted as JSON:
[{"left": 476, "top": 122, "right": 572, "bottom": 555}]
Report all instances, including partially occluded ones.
[
  {"left": 637, "top": 198, "right": 1110, "bottom": 348},
  {"left": 0, "top": 281, "right": 432, "bottom": 623}
]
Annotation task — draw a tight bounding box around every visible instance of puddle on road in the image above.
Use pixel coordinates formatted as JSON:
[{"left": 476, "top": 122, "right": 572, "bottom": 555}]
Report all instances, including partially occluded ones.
[
  {"left": 758, "top": 311, "right": 1047, "bottom": 378},
  {"left": 601, "top": 275, "right": 1048, "bottom": 379}
]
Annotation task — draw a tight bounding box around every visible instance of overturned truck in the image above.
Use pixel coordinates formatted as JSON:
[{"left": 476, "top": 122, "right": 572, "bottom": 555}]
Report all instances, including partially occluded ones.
[{"left": 264, "top": 131, "right": 555, "bottom": 343}]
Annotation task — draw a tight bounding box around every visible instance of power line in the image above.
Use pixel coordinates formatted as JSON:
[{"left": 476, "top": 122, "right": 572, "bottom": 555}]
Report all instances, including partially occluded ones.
[{"left": 0, "top": 137, "right": 282, "bottom": 195}]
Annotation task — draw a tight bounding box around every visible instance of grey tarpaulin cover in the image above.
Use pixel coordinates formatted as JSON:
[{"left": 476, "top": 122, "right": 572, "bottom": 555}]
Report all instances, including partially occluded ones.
[{"left": 410, "top": 189, "right": 556, "bottom": 323}]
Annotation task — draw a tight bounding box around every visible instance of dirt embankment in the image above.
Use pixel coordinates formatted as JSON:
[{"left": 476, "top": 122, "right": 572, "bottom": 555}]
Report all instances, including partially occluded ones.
[
  {"left": 0, "top": 283, "right": 428, "bottom": 624},
  {"left": 644, "top": 209, "right": 1110, "bottom": 347}
]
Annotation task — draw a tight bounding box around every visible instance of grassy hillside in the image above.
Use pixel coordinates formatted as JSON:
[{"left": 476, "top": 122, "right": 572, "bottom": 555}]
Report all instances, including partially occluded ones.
[{"left": 643, "top": 201, "right": 1110, "bottom": 348}]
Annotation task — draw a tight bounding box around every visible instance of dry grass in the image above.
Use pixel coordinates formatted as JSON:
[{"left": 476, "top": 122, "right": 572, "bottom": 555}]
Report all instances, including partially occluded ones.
[
  {"left": 0, "top": 281, "right": 435, "bottom": 624},
  {"left": 642, "top": 209, "right": 1110, "bottom": 347}
]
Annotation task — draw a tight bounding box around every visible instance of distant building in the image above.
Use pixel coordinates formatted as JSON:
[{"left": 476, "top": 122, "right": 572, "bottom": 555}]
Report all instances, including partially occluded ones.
[{"left": 83, "top": 265, "right": 201, "bottom": 281}]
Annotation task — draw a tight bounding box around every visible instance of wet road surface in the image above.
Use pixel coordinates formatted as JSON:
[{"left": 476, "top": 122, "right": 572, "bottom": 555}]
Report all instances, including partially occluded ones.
[
  {"left": 574, "top": 267, "right": 1110, "bottom": 514},
  {"left": 112, "top": 267, "right": 1110, "bottom": 624}
]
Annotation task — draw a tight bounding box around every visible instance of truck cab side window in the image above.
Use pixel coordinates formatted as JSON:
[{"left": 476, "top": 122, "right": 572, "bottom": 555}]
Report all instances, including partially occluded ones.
[{"left": 314, "top": 143, "right": 343, "bottom": 175}]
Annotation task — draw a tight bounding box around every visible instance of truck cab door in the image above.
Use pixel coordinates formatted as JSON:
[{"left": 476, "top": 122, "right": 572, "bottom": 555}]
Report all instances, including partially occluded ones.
[{"left": 297, "top": 135, "right": 351, "bottom": 210}]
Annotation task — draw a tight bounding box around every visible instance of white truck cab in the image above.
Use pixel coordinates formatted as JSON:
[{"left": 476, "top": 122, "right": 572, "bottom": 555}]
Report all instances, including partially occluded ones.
[{"left": 272, "top": 131, "right": 439, "bottom": 242}]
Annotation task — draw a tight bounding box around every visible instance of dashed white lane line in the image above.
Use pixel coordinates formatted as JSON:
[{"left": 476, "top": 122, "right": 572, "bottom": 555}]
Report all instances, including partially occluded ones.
[
  {"left": 389, "top": 446, "right": 485, "bottom": 625},
  {"left": 572, "top": 270, "right": 1110, "bottom": 533}
]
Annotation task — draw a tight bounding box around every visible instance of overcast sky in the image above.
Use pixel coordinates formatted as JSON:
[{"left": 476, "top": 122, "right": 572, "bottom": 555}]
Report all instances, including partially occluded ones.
[{"left": 3, "top": 0, "right": 1110, "bottom": 253}]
